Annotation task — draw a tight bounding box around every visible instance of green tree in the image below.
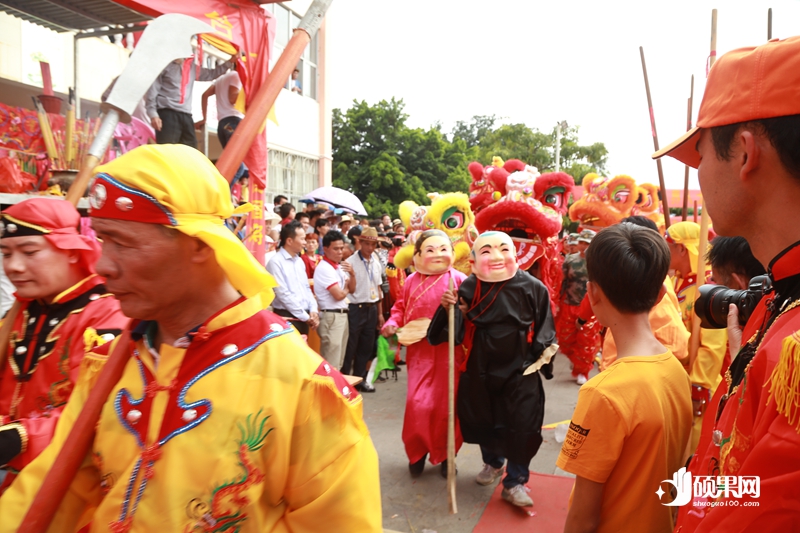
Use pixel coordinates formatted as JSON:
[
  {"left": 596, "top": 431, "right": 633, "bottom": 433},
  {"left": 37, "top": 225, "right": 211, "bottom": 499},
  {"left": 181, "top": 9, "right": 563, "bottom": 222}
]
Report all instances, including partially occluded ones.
[
  {"left": 476, "top": 123, "right": 608, "bottom": 185},
  {"left": 450, "top": 115, "right": 499, "bottom": 149},
  {"left": 333, "top": 98, "right": 471, "bottom": 217}
]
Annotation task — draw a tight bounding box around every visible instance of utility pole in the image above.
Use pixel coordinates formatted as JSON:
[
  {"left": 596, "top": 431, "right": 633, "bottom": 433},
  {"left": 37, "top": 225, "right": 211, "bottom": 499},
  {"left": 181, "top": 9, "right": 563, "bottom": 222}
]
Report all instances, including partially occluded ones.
[{"left": 555, "top": 120, "right": 568, "bottom": 172}]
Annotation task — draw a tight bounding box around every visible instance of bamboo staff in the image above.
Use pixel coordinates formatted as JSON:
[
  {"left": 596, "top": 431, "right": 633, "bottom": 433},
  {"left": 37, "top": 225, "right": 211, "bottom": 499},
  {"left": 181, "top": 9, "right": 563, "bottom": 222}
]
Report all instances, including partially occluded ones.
[
  {"left": 639, "top": 46, "right": 672, "bottom": 229},
  {"left": 682, "top": 76, "right": 694, "bottom": 221},
  {"left": 447, "top": 277, "right": 457, "bottom": 514},
  {"left": 689, "top": 9, "right": 717, "bottom": 371}
]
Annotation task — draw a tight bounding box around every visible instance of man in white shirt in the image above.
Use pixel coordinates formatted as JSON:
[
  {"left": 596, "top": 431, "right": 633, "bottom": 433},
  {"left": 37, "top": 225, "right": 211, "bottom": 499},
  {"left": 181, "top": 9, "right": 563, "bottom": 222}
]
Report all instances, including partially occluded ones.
[
  {"left": 341, "top": 227, "right": 384, "bottom": 392},
  {"left": 313, "top": 230, "right": 356, "bottom": 370},
  {"left": 198, "top": 69, "right": 247, "bottom": 185},
  {"left": 266, "top": 220, "right": 319, "bottom": 335}
]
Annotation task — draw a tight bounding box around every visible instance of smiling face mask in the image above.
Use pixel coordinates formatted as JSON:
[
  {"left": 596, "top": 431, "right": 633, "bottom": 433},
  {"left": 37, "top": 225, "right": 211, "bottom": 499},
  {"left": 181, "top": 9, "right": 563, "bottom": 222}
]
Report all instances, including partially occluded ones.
[
  {"left": 412, "top": 230, "right": 454, "bottom": 275},
  {"left": 470, "top": 231, "right": 519, "bottom": 282}
]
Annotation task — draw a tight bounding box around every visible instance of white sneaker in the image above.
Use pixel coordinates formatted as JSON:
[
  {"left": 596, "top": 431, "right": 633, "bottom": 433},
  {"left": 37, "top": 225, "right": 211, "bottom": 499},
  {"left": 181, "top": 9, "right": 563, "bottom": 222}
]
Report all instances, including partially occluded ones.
[
  {"left": 576, "top": 374, "right": 588, "bottom": 385},
  {"left": 475, "top": 464, "right": 504, "bottom": 486},
  {"left": 501, "top": 484, "right": 534, "bottom": 507}
]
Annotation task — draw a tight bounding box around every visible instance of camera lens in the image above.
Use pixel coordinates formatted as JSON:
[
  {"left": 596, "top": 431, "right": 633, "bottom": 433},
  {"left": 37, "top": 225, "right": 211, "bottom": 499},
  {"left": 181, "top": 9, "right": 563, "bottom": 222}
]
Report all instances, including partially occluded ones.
[{"left": 695, "top": 275, "right": 769, "bottom": 329}]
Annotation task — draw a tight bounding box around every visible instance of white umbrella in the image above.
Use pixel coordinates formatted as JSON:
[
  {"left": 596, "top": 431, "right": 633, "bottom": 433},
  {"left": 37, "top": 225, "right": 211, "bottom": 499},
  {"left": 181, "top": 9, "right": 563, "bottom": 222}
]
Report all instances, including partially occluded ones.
[{"left": 302, "top": 186, "right": 368, "bottom": 216}]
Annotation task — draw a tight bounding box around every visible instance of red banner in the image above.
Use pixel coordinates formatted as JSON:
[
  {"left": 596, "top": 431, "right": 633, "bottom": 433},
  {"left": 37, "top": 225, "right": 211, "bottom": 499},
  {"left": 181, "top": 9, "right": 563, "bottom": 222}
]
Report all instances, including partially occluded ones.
[{"left": 113, "top": 0, "right": 275, "bottom": 262}]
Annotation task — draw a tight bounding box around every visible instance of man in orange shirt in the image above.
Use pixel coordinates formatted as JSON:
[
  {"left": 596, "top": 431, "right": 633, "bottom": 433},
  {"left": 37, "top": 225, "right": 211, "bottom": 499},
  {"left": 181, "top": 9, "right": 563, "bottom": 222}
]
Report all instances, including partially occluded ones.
[{"left": 557, "top": 224, "right": 692, "bottom": 533}]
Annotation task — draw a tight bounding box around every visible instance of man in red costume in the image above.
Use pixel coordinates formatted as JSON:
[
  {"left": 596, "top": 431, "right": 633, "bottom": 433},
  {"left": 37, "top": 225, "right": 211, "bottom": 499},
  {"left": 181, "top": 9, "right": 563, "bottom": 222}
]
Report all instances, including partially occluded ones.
[
  {"left": 0, "top": 198, "right": 125, "bottom": 493},
  {"left": 557, "top": 229, "right": 601, "bottom": 384},
  {"left": 654, "top": 36, "right": 800, "bottom": 531}
]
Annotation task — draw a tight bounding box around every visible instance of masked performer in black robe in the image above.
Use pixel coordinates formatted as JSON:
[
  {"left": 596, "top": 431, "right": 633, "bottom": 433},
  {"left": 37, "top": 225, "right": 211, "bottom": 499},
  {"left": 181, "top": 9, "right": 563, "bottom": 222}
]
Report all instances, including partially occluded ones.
[{"left": 428, "top": 231, "right": 556, "bottom": 508}]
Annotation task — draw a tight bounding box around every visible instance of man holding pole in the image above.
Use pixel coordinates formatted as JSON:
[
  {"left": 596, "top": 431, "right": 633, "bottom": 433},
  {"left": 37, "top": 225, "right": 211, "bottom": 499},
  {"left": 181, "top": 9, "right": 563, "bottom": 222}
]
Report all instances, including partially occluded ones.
[
  {"left": 654, "top": 36, "right": 800, "bottom": 530},
  {"left": 429, "top": 231, "right": 556, "bottom": 508},
  {"left": 0, "top": 198, "right": 126, "bottom": 494},
  {"left": 0, "top": 145, "right": 382, "bottom": 532}
]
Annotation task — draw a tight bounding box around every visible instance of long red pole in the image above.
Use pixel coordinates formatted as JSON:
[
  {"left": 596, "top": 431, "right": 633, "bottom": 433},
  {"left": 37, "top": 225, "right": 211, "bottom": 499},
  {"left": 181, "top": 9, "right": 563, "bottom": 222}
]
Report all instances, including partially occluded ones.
[{"left": 216, "top": 0, "right": 332, "bottom": 181}]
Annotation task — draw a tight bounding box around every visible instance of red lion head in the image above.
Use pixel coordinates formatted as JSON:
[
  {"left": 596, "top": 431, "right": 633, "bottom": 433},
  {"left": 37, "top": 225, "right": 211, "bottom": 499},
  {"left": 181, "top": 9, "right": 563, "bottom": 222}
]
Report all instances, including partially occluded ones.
[{"left": 474, "top": 165, "right": 574, "bottom": 312}]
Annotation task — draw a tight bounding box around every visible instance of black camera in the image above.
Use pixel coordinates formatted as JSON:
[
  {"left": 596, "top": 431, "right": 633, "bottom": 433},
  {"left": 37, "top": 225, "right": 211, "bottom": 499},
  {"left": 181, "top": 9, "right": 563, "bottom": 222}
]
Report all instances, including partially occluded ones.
[{"left": 695, "top": 275, "right": 771, "bottom": 329}]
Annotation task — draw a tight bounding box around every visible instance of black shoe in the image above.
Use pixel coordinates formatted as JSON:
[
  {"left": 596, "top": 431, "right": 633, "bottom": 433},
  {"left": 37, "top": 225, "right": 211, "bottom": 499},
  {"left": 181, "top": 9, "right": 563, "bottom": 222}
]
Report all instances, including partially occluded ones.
[
  {"left": 397, "top": 360, "right": 406, "bottom": 365},
  {"left": 409, "top": 455, "right": 427, "bottom": 478},
  {"left": 440, "top": 460, "right": 458, "bottom": 478},
  {"left": 376, "top": 375, "right": 387, "bottom": 383},
  {"left": 359, "top": 382, "right": 375, "bottom": 393}
]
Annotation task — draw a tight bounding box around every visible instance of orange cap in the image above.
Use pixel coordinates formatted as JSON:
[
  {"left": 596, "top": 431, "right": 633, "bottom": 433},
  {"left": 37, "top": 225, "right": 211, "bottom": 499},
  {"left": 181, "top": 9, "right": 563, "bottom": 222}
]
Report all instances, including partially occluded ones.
[{"left": 653, "top": 36, "right": 800, "bottom": 168}]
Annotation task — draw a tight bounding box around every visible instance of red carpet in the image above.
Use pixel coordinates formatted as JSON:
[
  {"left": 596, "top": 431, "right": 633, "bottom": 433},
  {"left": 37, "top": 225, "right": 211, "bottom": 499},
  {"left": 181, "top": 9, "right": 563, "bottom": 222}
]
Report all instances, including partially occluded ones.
[{"left": 472, "top": 472, "right": 574, "bottom": 533}]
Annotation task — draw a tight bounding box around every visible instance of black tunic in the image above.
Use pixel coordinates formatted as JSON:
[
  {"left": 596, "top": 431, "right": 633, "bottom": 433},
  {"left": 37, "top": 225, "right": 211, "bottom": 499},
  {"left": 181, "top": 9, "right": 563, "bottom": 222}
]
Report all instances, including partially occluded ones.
[{"left": 428, "top": 269, "right": 555, "bottom": 465}]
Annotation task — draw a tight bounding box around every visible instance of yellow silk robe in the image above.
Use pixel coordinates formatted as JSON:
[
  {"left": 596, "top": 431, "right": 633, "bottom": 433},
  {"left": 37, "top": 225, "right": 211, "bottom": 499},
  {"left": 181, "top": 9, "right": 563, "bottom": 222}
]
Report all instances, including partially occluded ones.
[
  {"left": 0, "top": 296, "right": 382, "bottom": 532},
  {"left": 674, "top": 271, "right": 728, "bottom": 453}
]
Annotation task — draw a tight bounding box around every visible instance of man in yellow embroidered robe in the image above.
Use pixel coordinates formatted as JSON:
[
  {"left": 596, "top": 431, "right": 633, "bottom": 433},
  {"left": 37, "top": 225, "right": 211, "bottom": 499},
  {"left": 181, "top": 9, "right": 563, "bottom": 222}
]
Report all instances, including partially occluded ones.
[{"left": 0, "top": 144, "right": 382, "bottom": 533}]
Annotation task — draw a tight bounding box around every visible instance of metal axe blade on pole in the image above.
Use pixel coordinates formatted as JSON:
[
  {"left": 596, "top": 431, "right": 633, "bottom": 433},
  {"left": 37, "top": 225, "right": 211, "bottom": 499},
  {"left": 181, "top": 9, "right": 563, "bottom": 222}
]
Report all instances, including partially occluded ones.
[
  {"left": 18, "top": 14, "right": 215, "bottom": 533},
  {"left": 64, "top": 14, "right": 214, "bottom": 205}
]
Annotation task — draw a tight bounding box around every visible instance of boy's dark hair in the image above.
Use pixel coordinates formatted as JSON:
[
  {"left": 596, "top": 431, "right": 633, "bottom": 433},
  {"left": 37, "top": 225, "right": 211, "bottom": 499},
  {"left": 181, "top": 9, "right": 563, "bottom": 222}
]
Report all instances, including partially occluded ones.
[
  {"left": 279, "top": 220, "right": 303, "bottom": 248},
  {"left": 370, "top": 219, "right": 383, "bottom": 228},
  {"left": 711, "top": 115, "right": 800, "bottom": 180},
  {"left": 315, "top": 217, "right": 330, "bottom": 230},
  {"left": 296, "top": 212, "right": 309, "bottom": 222},
  {"left": 323, "top": 230, "right": 345, "bottom": 248},
  {"left": 586, "top": 224, "right": 670, "bottom": 314},
  {"left": 278, "top": 203, "right": 295, "bottom": 220},
  {"left": 620, "top": 215, "right": 659, "bottom": 232},
  {"left": 707, "top": 236, "right": 765, "bottom": 280},
  {"left": 273, "top": 194, "right": 288, "bottom": 205}
]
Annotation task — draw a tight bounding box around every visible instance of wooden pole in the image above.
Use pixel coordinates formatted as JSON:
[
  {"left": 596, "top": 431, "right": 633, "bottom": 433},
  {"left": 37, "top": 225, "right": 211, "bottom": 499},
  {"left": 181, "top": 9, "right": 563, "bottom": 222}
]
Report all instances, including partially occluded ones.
[
  {"left": 639, "top": 46, "right": 671, "bottom": 229},
  {"left": 689, "top": 9, "right": 717, "bottom": 372},
  {"left": 447, "top": 277, "right": 457, "bottom": 514},
  {"left": 768, "top": 8, "right": 773, "bottom": 40},
  {"left": 682, "top": 75, "right": 694, "bottom": 221},
  {"left": 693, "top": 200, "right": 698, "bottom": 223}
]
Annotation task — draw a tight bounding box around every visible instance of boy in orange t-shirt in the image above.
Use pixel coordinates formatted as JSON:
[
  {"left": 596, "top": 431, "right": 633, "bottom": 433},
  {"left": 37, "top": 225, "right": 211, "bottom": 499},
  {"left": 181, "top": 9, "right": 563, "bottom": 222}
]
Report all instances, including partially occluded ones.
[{"left": 557, "top": 224, "right": 693, "bottom": 533}]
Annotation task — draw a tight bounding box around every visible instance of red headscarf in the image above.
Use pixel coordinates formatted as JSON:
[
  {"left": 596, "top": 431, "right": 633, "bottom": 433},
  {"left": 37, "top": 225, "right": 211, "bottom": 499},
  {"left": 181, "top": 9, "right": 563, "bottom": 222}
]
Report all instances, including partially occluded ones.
[{"left": 1, "top": 198, "right": 101, "bottom": 274}]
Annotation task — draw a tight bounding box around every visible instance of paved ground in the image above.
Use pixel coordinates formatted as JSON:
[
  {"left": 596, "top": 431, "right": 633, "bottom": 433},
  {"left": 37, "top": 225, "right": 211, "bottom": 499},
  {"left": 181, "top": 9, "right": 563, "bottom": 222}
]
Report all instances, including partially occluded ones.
[{"left": 363, "top": 351, "right": 598, "bottom": 533}]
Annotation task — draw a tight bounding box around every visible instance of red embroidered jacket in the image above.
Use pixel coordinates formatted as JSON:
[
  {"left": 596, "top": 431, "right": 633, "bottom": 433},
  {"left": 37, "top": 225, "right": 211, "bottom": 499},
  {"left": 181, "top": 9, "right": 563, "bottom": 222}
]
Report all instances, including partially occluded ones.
[{"left": 0, "top": 274, "right": 126, "bottom": 493}]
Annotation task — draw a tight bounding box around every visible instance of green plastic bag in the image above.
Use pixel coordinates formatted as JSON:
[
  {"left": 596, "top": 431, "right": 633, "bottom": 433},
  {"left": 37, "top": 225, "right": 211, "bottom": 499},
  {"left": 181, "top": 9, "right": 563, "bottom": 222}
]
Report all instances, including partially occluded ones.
[{"left": 372, "top": 334, "right": 398, "bottom": 383}]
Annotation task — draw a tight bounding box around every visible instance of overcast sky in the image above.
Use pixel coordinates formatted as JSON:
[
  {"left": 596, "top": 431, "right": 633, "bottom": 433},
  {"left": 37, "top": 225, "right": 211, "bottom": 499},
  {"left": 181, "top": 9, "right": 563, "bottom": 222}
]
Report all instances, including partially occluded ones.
[{"left": 326, "top": 0, "right": 800, "bottom": 191}]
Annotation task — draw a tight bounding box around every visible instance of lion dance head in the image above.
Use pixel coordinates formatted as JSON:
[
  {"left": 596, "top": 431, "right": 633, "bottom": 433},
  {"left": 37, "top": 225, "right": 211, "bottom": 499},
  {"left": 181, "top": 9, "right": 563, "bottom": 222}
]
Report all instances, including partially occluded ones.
[
  {"left": 568, "top": 173, "right": 665, "bottom": 232},
  {"left": 394, "top": 192, "right": 479, "bottom": 275},
  {"left": 472, "top": 158, "right": 574, "bottom": 312}
]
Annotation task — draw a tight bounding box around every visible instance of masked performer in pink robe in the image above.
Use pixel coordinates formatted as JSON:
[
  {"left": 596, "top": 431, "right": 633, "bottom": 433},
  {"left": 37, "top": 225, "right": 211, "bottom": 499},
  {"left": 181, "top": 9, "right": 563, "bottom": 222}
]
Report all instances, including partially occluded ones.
[{"left": 382, "top": 230, "right": 467, "bottom": 478}]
